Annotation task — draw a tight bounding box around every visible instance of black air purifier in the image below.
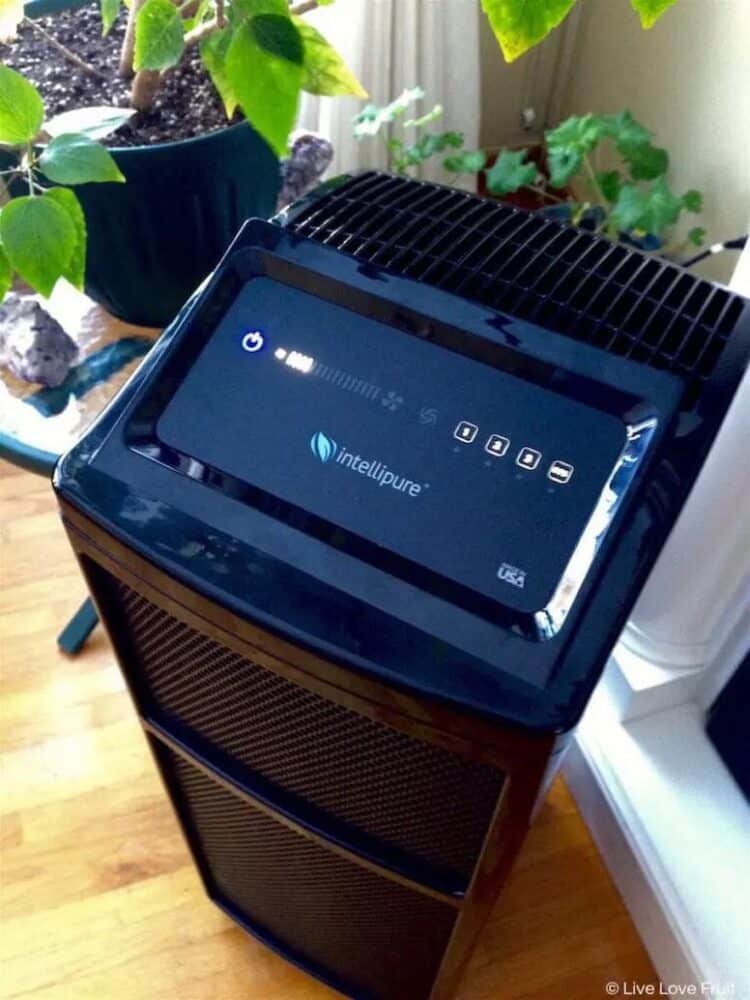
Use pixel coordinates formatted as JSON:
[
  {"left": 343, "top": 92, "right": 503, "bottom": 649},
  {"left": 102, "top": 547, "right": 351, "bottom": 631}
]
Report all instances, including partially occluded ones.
[{"left": 55, "top": 172, "right": 750, "bottom": 999}]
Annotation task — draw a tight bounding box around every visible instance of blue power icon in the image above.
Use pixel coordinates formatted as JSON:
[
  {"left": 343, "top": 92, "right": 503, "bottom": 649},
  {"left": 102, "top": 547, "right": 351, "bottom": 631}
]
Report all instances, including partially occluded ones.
[{"left": 241, "top": 330, "right": 265, "bottom": 353}]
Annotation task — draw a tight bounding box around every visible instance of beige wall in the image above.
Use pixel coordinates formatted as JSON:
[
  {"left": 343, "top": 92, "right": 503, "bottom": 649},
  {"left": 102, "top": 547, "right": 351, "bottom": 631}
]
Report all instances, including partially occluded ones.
[
  {"left": 479, "top": 13, "right": 528, "bottom": 148},
  {"left": 559, "top": 0, "right": 750, "bottom": 284},
  {"left": 479, "top": 13, "right": 575, "bottom": 150}
]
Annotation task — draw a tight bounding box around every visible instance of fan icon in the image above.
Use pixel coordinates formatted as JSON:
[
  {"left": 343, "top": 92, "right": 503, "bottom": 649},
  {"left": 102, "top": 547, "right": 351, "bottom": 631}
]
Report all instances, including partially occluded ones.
[{"left": 381, "top": 390, "right": 404, "bottom": 412}]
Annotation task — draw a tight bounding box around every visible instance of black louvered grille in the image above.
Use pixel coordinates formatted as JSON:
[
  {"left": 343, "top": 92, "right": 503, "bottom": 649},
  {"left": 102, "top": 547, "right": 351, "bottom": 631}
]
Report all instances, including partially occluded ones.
[
  {"left": 105, "top": 576, "right": 503, "bottom": 883},
  {"left": 289, "top": 172, "right": 745, "bottom": 398},
  {"left": 157, "top": 744, "right": 457, "bottom": 1000}
]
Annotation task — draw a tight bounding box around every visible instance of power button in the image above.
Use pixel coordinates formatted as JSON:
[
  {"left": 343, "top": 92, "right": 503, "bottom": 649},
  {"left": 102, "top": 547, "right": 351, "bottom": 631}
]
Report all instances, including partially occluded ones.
[{"left": 241, "top": 330, "right": 265, "bottom": 353}]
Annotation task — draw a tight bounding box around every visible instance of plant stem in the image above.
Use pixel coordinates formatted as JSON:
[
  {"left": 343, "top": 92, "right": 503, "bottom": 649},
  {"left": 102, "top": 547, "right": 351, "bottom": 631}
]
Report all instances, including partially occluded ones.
[
  {"left": 26, "top": 143, "right": 35, "bottom": 198},
  {"left": 524, "top": 183, "right": 566, "bottom": 205},
  {"left": 182, "top": 0, "right": 313, "bottom": 56},
  {"left": 23, "top": 17, "right": 107, "bottom": 80},
  {"left": 290, "top": 0, "right": 319, "bottom": 14},
  {"left": 571, "top": 201, "right": 590, "bottom": 226},
  {"left": 184, "top": 16, "right": 220, "bottom": 46},
  {"left": 581, "top": 153, "right": 607, "bottom": 210},
  {"left": 131, "top": 69, "right": 161, "bottom": 110},
  {"left": 134, "top": 0, "right": 312, "bottom": 110},
  {"left": 120, "top": 0, "right": 147, "bottom": 78}
]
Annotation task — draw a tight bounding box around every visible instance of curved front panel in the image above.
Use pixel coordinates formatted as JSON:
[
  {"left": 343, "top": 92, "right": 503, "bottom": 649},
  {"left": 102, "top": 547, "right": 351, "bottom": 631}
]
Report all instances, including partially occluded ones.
[
  {"left": 156, "top": 742, "right": 458, "bottom": 1000},
  {"left": 88, "top": 563, "right": 505, "bottom": 892}
]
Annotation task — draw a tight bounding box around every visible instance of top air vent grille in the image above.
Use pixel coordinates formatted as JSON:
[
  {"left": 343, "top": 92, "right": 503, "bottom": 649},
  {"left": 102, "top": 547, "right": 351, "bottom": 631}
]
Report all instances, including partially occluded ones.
[{"left": 289, "top": 171, "right": 745, "bottom": 399}]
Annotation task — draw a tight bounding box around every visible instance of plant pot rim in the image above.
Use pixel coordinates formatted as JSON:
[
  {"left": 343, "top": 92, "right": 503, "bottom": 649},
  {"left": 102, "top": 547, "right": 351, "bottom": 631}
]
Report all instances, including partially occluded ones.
[
  {"left": 22, "top": 0, "right": 262, "bottom": 158},
  {"left": 110, "top": 119, "right": 261, "bottom": 159}
]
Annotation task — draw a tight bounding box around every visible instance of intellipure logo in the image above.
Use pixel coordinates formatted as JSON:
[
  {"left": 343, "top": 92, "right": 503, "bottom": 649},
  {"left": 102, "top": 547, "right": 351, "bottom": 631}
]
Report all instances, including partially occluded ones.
[
  {"left": 309, "top": 431, "right": 427, "bottom": 498},
  {"left": 310, "top": 431, "right": 337, "bottom": 463}
]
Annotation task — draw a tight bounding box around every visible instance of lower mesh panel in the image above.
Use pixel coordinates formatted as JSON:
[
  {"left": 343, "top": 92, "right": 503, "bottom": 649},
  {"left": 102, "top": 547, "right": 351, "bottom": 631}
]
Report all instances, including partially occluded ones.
[
  {"left": 97, "top": 572, "right": 504, "bottom": 884},
  {"left": 158, "top": 743, "right": 458, "bottom": 999}
]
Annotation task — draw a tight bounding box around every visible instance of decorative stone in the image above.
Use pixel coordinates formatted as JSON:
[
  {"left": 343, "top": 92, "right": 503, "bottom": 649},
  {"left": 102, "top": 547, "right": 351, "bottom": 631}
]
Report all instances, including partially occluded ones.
[
  {"left": 279, "top": 131, "right": 335, "bottom": 209},
  {"left": 0, "top": 293, "right": 78, "bottom": 388}
]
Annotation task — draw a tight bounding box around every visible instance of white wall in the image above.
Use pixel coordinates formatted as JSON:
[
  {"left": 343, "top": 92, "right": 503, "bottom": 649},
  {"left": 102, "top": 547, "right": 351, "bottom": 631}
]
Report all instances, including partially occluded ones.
[{"left": 559, "top": 0, "right": 750, "bottom": 285}]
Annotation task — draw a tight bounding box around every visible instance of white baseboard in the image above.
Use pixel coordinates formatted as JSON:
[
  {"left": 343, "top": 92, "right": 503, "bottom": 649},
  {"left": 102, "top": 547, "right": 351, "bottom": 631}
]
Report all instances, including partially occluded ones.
[
  {"left": 563, "top": 672, "right": 750, "bottom": 1000},
  {"left": 563, "top": 733, "right": 698, "bottom": 988}
]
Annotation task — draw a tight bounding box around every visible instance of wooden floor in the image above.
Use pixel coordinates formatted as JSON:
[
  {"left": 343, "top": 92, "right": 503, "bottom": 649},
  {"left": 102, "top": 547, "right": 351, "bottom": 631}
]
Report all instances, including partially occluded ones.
[{"left": 0, "top": 459, "right": 659, "bottom": 1000}]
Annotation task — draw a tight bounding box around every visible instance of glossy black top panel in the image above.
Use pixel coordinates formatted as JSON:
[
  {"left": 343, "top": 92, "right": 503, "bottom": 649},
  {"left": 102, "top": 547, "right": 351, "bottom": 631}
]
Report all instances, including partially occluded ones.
[
  {"left": 158, "top": 274, "right": 629, "bottom": 619},
  {"left": 54, "top": 215, "right": 748, "bottom": 732}
]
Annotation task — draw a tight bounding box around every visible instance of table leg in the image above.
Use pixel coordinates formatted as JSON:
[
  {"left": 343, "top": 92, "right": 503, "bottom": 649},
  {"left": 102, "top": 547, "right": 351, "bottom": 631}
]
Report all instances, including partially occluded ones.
[{"left": 57, "top": 598, "right": 99, "bottom": 655}]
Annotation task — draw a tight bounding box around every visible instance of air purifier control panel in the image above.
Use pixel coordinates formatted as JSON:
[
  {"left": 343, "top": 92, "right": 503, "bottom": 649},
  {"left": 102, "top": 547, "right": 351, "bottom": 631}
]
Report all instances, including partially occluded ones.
[{"left": 157, "top": 275, "right": 636, "bottom": 620}]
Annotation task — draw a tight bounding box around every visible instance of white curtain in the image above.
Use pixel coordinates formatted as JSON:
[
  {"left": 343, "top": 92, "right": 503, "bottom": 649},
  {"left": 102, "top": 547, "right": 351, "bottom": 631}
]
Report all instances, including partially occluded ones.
[{"left": 297, "top": 0, "right": 481, "bottom": 185}]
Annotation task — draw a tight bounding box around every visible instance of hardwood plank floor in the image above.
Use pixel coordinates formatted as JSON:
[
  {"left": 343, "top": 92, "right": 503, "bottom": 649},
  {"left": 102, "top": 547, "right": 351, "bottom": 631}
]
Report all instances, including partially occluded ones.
[{"left": 0, "top": 460, "right": 659, "bottom": 1000}]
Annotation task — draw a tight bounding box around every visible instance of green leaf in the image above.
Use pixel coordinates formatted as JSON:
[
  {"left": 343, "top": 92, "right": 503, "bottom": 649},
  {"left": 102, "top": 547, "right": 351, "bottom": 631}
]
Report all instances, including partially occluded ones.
[
  {"left": 610, "top": 183, "right": 648, "bottom": 231},
  {"left": 295, "top": 20, "right": 367, "bottom": 98},
  {"left": 688, "top": 226, "right": 706, "bottom": 247},
  {"left": 611, "top": 176, "right": 683, "bottom": 236},
  {"left": 604, "top": 109, "right": 651, "bottom": 149},
  {"left": 682, "top": 188, "right": 702, "bottom": 213},
  {"left": 0, "top": 0, "right": 24, "bottom": 42},
  {"left": 621, "top": 142, "right": 668, "bottom": 180},
  {"left": 630, "top": 0, "right": 680, "bottom": 29},
  {"left": 597, "top": 169, "right": 622, "bottom": 203},
  {"left": 225, "top": 18, "right": 303, "bottom": 156},
  {"left": 201, "top": 27, "right": 238, "bottom": 118},
  {"left": 638, "top": 176, "right": 684, "bottom": 232},
  {"left": 134, "top": 0, "right": 185, "bottom": 71},
  {"left": 0, "top": 194, "right": 76, "bottom": 297},
  {"left": 443, "top": 149, "right": 487, "bottom": 174},
  {"left": 250, "top": 13, "right": 304, "bottom": 64},
  {"left": 0, "top": 64, "right": 45, "bottom": 146},
  {"left": 39, "top": 133, "right": 125, "bottom": 185},
  {"left": 547, "top": 144, "right": 580, "bottom": 189},
  {"left": 545, "top": 113, "right": 611, "bottom": 187},
  {"left": 480, "top": 0, "right": 576, "bottom": 62},
  {"left": 43, "top": 187, "right": 87, "bottom": 290},
  {"left": 232, "top": 0, "right": 287, "bottom": 15},
  {"left": 486, "top": 149, "right": 538, "bottom": 196},
  {"left": 0, "top": 243, "right": 12, "bottom": 302},
  {"left": 546, "top": 113, "right": 612, "bottom": 151},
  {"left": 44, "top": 105, "right": 135, "bottom": 141},
  {"left": 100, "top": 0, "right": 121, "bottom": 35},
  {"left": 397, "top": 131, "right": 463, "bottom": 170},
  {"left": 352, "top": 87, "right": 424, "bottom": 139}
]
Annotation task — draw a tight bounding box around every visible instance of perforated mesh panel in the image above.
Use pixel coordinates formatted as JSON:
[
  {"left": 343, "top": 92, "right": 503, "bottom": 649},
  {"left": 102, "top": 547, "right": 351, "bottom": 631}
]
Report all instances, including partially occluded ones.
[
  {"left": 102, "top": 575, "right": 504, "bottom": 883},
  {"left": 289, "top": 172, "right": 745, "bottom": 400},
  {"left": 157, "top": 743, "right": 457, "bottom": 1000}
]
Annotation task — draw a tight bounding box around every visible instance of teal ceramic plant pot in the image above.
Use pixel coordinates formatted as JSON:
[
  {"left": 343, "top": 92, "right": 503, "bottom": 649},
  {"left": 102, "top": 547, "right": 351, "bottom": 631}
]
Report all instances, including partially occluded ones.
[
  {"left": 75, "top": 124, "right": 280, "bottom": 326},
  {"left": 22, "top": 0, "right": 281, "bottom": 327}
]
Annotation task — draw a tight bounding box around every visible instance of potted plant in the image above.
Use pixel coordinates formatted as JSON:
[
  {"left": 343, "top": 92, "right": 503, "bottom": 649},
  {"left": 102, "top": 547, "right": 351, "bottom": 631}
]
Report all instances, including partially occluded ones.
[
  {"left": 354, "top": 90, "right": 705, "bottom": 260},
  {"left": 0, "top": 0, "right": 690, "bottom": 325},
  {"left": 1, "top": 0, "right": 366, "bottom": 324}
]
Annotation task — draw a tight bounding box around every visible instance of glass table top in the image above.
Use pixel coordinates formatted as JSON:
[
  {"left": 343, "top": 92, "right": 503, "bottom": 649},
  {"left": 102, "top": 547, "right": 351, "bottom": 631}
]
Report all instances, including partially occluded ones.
[{"left": 0, "top": 284, "right": 159, "bottom": 471}]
